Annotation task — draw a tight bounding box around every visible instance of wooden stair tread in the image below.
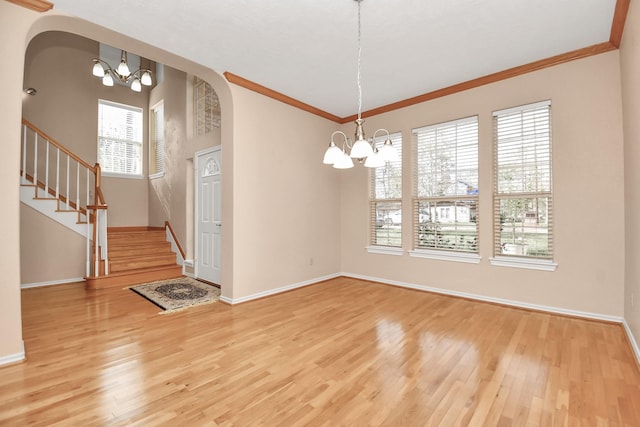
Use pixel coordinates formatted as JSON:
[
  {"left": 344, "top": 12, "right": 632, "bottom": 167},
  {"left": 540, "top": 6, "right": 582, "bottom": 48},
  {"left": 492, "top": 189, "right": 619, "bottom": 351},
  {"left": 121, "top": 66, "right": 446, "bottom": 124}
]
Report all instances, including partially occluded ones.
[
  {"left": 108, "top": 245, "right": 172, "bottom": 257},
  {"left": 87, "top": 227, "right": 182, "bottom": 290},
  {"left": 85, "top": 265, "right": 183, "bottom": 290},
  {"left": 108, "top": 235, "right": 167, "bottom": 243},
  {"left": 109, "top": 252, "right": 177, "bottom": 270}
]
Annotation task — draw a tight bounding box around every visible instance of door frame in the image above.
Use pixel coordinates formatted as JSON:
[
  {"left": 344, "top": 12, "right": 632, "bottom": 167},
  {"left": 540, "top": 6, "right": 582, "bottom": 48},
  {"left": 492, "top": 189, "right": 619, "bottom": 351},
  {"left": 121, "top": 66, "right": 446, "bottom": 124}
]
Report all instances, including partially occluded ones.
[{"left": 194, "top": 145, "right": 222, "bottom": 282}]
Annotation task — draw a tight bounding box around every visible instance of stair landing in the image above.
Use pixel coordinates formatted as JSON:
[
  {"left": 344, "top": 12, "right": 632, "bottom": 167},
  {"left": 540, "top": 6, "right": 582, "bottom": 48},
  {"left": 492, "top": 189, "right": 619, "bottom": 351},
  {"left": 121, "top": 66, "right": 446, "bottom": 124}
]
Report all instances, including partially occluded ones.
[{"left": 85, "top": 227, "right": 183, "bottom": 290}]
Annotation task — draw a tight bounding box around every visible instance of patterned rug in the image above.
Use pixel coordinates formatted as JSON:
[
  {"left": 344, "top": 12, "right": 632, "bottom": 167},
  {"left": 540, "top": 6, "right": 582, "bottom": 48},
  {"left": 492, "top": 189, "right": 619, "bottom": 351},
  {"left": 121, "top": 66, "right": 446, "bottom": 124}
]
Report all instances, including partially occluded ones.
[{"left": 129, "top": 277, "right": 220, "bottom": 313}]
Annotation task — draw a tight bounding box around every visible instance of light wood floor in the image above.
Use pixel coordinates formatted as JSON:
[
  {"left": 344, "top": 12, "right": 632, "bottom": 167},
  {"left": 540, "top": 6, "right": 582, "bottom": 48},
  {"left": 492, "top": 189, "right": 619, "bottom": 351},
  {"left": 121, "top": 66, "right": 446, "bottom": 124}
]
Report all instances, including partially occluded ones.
[{"left": 2, "top": 277, "right": 640, "bottom": 426}]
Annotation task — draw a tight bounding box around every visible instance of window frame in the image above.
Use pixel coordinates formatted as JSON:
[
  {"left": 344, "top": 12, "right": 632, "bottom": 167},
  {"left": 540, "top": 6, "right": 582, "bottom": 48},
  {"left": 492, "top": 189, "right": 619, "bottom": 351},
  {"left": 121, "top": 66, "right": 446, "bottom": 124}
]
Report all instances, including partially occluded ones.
[
  {"left": 97, "top": 99, "right": 144, "bottom": 179},
  {"left": 149, "top": 100, "right": 165, "bottom": 179},
  {"left": 409, "top": 115, "right": 481, "bottom": 264},
  {"left": 490, "top": 100, "right": 557, "bottom": 271},
  {"left": 367, "top": 132, "right": 403, "bottom": 253},
  {"left": 194, "top": 77, "right": 221, "bottom": 137}
]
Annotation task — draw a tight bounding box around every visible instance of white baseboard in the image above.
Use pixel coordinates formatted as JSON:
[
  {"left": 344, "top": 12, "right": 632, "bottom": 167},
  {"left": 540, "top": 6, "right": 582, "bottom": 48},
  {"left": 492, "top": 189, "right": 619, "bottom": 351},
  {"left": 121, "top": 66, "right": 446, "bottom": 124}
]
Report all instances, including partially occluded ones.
[
  {"left": 341, "top": 272, "right": 624, "bottom": 324},
  {"left": 623, "top": 320, "right": 640, "bottom": 366},
  {"left": 221, "top": 273, "right": 341, "bottom": 305},
  {"left": 21, "top": 277, "right": 85, "bottom": 289},
  {"left": 0, "top": 341, "right": 25, "bottom": 366}
]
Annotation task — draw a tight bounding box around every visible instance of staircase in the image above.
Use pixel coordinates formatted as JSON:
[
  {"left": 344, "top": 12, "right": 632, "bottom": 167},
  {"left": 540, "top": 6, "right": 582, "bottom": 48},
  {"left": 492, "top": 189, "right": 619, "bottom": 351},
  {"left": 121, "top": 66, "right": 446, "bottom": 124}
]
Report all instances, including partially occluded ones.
[
  {"left": 21, "top": 118, "right": 183, "bottom": 290},
  {"left": 85, "top": 227, "right": 183, "bottom": 289}
]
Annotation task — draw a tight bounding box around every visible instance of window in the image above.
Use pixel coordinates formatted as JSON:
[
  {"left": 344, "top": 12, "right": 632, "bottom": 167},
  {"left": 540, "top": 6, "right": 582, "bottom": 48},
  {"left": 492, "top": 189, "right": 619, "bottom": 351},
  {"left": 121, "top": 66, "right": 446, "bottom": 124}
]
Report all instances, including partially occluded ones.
[
  {"left": 412, "top": 116, "right": 479, "bottom": 258},
  {"left": 149, "top": 101, "right": 164, "bottom": 178},
  {"left": 492, "top": 100, "right": 554, "bottom": 268},
  {"left": 194, "top": 77, "right": 221, "bottom": 136},
  {"left": 98, "top": 100, "right": 143, "bottom": 177},
  {"left": 369, "top": 132, "right": 402, "bottom": 251}
]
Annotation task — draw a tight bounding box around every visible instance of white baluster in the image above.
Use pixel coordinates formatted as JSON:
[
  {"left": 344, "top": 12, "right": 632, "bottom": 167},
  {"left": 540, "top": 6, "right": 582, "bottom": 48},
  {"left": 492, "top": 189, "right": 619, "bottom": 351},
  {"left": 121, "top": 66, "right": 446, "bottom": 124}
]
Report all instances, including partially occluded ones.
[
  {"left": 45, "top": 141, "right": 49, "bottom": 197},
  {"left": 94, "top": 209, "right": 99, "bottom": 276},
  {"left": 86, "top": 168, "right": 90, "bottom": 222},
  {"left": 86, "top": 212, "right": 91, "bottom": 277},
  {"left": 76, "top": 162, "right": 80, "bottom": 213},
  {"left": 66, "top": 156, "right": 70, "bottom": 210},
  {"left": 55, "top": 148, "right": 60, "bottom": 201},
  {"left": 22, "top": 125, "right": 26, "bottom": 180},
  {"left": 103, "top": 210, "right": 109, "bottom": 275},
  {"left": 33, "top": 133, "right": 38, "bottom": 197}
]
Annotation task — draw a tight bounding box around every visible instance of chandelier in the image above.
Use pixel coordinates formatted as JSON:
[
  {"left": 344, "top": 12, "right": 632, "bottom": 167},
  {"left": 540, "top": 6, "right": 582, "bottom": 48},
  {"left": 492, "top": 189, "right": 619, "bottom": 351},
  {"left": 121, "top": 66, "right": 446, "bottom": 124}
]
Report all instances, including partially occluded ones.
[
  {"left": 91, "top": 50, "right": 153, "bottom": 92},
  {"left": 323, "top": 0, "right": 398, "bottom": 169}
]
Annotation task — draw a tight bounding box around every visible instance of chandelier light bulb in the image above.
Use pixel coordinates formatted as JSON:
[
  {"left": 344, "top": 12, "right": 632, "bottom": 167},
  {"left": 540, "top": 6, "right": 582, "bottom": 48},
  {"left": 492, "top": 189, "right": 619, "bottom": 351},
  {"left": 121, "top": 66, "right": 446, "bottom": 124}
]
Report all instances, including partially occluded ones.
[
  {"left": 131, "top": 78, "right": 142, "bottom": 92},
  {"left": 379, "top": 139, "right": 399, "bottom": 162},
  {"left": 116, "top": 61, "right": 130, "bottom": 77},
  {"left": 92, "top": 62, "right": 105, "bottom": 77},
  {"left": 141, "top": 71, "right": 152, "bottom": 86},
  {"left": 334, "top": 151, "right": 355, "bottom": 169},
  {"left": 116, "top": 50, "right": 131, "bottom": 77},
  {"left": 323, "top": 142, "right": 343, "bottom": 165},
  {"left": 102, "top": 72, "right": 114, "bottom": 87},
  {"left": 364, "top": 148, "right": 385, "bottom": 168}
]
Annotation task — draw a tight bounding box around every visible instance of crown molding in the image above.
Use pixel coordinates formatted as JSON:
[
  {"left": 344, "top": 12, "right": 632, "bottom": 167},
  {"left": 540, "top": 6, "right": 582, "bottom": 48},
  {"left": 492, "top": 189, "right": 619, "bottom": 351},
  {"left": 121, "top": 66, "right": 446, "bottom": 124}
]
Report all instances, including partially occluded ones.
[
  {"left": 224, "top": 0, "right": 628, "bottom": 124},
  {"left": 610, "top": 0, "right": 630, "bottom": 48},
  {"left": 223, "top": 72, "right": 342, "bottom": 123},
  {"left": 342, "top": 42, "right": 616, "bottom": 123},
  {"left": 6, "top": 0, "right": 53, "bottom": 12}
]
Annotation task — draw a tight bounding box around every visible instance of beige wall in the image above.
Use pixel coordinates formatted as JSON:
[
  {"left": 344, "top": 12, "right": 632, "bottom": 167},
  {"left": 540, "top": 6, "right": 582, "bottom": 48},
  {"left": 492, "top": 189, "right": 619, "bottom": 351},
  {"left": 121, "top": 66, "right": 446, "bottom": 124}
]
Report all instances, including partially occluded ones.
[
  {"left": 340, "top": 51, "right": 625, "bottom": 317},
  {"left": 0, "top": 1, "right": 32, "bottom": 362},
  {"left": 228, "top": 85, "right": 342, "bottom": 299},
  {"left": 621, "top": 1, "right": 640, "bottom": 348},
  {"left": 20, "top": 205, "right": 86, "bottom": 284}
]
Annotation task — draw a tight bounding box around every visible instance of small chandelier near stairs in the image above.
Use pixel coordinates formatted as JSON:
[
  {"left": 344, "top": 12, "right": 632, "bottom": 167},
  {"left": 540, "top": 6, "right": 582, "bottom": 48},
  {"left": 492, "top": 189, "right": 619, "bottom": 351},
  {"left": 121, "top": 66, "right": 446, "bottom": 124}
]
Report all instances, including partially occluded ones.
[
  {"left": 92, "top": 50, "right": 153, "bottom": 93},
  {"left": 322, "top": 0, "right": 399, "bottom": 169}
]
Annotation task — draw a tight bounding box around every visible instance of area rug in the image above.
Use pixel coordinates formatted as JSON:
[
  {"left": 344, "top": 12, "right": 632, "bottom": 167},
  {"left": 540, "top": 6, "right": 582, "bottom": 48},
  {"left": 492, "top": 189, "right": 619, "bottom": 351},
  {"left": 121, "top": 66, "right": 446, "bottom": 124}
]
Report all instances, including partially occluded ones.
[{"left": 129, "top": 277, "right": 220, "bottom": 313}]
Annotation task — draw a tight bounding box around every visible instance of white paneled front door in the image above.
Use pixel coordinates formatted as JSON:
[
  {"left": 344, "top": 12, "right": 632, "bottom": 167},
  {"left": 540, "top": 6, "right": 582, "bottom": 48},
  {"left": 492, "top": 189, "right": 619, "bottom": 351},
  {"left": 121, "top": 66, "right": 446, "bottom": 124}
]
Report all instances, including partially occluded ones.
[{"left": 195, "top": 147, "right": 221, "bottom": 284}]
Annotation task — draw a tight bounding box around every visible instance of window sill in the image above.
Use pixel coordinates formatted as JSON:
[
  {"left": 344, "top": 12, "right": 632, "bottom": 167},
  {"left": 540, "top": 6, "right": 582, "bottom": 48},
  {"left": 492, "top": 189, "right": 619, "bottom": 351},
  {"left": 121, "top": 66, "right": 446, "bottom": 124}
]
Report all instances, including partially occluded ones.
[
  {"left": 366, "top": 246, "right": 403, "bottom": 256},
  {"left": 102, "top": 172, "right": 144, "bottom": 180},
  {"left": 489, "top": 256, "right": 557, "bottom": 271},
  {"left": 149, "top": 171, "right": 165, "bottom": 180},
  {"left": 409, "top": 249, "right": 481, "bottom": 264}
]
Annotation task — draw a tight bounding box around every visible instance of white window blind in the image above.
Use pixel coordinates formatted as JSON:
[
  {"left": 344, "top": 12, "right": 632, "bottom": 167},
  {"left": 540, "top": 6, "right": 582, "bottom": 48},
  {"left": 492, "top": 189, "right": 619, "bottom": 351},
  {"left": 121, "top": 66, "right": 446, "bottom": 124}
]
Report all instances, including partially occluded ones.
[
  {"left": 413, "top": 116, "right": 479, "bottom": 253},
  {"left": 493, "top": 100, "right": 553, "bottom": 259},
  {"left": 98, "top": 100, "right": 143, "bottom": 177},
  {"left": 150, "top": 101, "right": 164, "bottom": 177},
  {"left": 370, "top": 132, "right": 402, "bottom": 247}
]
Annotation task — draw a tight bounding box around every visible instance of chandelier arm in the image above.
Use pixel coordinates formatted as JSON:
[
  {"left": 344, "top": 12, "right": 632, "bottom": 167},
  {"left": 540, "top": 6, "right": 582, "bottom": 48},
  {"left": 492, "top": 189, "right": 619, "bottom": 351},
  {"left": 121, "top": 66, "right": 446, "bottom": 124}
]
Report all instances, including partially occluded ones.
[
  {"left": 128, "top": 69, "right": 152, "bottom": 78},
  {"left": 331, "top": 130, "right": 352, "bottom": 150},
  {"left": 371, "top": 128, "right": 391, "bottom": 141}
]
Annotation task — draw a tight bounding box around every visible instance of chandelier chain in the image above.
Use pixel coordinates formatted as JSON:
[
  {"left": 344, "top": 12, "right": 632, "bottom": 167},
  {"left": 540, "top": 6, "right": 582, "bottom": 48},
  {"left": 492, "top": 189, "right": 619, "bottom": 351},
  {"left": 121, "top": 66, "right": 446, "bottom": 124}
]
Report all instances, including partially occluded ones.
[{"left": 357, "top": 0, "right": 362, "bottom": 120}]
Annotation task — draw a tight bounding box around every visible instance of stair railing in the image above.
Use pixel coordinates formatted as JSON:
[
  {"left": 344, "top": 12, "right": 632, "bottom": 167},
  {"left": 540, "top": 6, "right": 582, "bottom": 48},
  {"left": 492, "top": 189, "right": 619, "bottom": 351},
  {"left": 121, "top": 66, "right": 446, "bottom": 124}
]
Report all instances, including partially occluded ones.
[{"left": 21, "top": 119, "right": 109, "bottom": 278}]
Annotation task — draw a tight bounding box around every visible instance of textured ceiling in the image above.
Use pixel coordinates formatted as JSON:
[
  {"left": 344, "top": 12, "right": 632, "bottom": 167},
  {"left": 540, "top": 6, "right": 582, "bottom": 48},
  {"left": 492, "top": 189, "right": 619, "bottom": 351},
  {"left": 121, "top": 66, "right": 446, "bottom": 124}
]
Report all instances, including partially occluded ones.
[{"left": 52, "top": 0, "right": 617, "bottom": 118}]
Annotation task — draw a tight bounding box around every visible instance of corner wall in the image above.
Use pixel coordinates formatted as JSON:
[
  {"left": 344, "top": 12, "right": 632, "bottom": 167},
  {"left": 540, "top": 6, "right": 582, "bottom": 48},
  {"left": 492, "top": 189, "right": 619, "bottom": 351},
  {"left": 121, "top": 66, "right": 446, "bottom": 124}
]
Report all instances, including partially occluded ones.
[
  {"left": 227, "top": 85, "right": 342, "bottom": 300},
  {"left": 621, "top": 0, "right": 640, "bottom": 353},
  {"left": 0, "top": 1, "right": 35, "bottom": 364},
  {"left": 341, "top": 51, "right": 625, "bottom": 318}
]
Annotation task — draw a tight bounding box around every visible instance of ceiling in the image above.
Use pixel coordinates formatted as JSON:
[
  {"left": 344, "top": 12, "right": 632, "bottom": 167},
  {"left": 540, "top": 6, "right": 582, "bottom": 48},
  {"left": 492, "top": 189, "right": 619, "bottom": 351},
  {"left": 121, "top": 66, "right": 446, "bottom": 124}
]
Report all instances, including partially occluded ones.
[{"left": 51, "top": 0, "right": 619, "bottom": 119}]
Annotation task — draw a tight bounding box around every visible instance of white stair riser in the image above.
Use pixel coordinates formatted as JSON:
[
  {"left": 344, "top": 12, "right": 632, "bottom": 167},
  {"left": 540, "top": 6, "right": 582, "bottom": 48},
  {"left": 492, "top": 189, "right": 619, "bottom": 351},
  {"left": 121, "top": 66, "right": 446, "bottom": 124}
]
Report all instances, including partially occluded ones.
[{"left": 20, "top": 185, "right": 88, "bottom": 237}]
